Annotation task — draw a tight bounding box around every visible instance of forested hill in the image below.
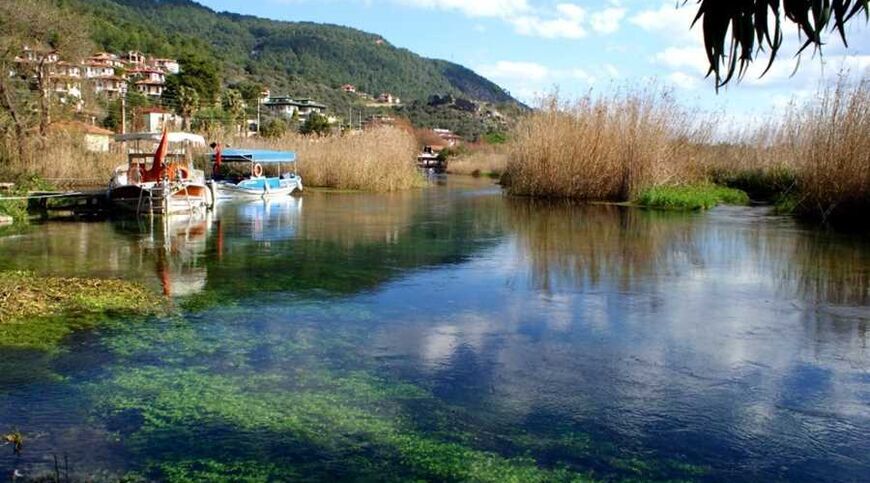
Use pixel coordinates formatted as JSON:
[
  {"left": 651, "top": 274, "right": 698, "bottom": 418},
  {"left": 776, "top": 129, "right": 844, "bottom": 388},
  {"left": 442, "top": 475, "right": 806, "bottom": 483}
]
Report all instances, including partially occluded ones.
[{"left": 71, "top": 0, "right": 519, "bottom": 106}]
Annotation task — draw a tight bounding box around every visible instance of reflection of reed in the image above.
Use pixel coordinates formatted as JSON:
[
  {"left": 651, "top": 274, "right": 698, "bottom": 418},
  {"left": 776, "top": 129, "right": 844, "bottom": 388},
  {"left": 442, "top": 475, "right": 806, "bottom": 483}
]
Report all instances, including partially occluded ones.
[
  {"left": 296, "top": 191, "right": 420, "bottom": 247},
  {"left": 776, "top": 233, "right": 869, "bottom": 307},
  {"left": 506, "top": 199, "right": 697, "bottom": 292},
  {"left": 508, "top": 197, "right": 869, "bottom": 307}
]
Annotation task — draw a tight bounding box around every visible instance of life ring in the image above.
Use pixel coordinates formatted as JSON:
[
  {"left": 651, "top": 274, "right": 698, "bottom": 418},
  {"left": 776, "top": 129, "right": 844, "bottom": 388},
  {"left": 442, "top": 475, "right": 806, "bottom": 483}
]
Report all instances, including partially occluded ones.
[
  {"left": 166, "top": 165, "right": 190, "bottom": 181},
  {"left": 252, "top": 163, "right": 264, "bottom": 178}
]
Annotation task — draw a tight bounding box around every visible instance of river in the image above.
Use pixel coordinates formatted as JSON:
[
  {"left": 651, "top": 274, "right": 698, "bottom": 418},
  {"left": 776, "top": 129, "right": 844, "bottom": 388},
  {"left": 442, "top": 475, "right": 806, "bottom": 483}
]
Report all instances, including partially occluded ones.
[{"left": 0, "top": 177, "right": 868, "bottom": 481}]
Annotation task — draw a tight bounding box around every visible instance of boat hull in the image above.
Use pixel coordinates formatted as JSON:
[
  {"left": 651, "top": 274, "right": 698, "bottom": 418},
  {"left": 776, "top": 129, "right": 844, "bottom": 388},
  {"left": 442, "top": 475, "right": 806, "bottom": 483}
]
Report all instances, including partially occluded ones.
[
  {"left": 109, "top": 183, "right": 212, "bottom": 215},
  {"left": 214, "top": 176, "right": 303, "bottom": 200}
]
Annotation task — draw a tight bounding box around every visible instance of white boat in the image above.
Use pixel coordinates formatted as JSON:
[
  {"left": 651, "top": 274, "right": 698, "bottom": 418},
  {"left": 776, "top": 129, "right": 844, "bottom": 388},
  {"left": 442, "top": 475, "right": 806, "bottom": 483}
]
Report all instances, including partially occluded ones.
[
  {"left": 108, "top": 131, "right": 214, "bottom": 215},
  {"left": 209, "top": 148, "right": 303, "bottom": 199}
]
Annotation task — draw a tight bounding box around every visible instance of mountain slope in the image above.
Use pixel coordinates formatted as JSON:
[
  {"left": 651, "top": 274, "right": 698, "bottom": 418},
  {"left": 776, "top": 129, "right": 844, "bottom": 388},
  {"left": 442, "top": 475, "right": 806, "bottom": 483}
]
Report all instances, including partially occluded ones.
[{"left": 72, "top": 0, "right": 518, "bottom": 106}]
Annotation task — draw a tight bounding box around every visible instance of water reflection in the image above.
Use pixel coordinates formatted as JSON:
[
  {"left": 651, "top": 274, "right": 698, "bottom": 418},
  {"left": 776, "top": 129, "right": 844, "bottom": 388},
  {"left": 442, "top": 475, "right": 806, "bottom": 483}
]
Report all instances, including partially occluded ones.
[{"left": 0, "top": 180, "right": 868, "bottom": 481}]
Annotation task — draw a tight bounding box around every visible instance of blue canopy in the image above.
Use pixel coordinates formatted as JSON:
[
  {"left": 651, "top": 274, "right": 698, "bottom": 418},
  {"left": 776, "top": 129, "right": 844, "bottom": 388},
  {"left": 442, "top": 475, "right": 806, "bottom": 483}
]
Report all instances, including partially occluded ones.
[{"left": 214, "top": 149, "right": 297, "bottom": 163}]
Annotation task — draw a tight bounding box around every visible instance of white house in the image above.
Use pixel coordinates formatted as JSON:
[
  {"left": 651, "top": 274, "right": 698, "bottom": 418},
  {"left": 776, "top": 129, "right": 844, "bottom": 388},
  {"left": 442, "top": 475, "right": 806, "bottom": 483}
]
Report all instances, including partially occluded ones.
[
  {"left": 83, "top": 62, "right": 116, "bottom": 79},
  {"left": 140, "top": 108, "right": 181, "bottom": 132}
]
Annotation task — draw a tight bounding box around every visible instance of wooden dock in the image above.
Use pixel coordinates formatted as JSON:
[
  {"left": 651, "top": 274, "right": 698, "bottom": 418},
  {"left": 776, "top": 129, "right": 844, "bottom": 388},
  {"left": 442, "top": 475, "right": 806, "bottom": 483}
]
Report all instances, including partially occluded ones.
[{"left": 26, "top": 189, "right": 110, "bottom": 214}]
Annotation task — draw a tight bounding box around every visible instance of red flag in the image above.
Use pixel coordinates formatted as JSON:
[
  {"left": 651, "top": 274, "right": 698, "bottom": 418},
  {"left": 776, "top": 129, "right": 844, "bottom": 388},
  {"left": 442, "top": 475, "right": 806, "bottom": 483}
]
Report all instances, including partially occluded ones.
[
  {"left": 213, "top": 143, "right": 222, "bottom": 177},
  {"left": 144, "top": 129, "right": 169, "bottom": 182}
]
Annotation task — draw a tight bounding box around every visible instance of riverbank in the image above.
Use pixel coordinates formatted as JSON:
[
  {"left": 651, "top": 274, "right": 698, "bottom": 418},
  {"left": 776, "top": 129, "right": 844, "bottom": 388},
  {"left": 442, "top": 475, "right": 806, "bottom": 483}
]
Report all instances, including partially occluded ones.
[
  {"left": 0, "top": 271, "right": 165, "bottom": 351},
  {"left": 502, "top": 81, "right": 868, "bottom": 228}
]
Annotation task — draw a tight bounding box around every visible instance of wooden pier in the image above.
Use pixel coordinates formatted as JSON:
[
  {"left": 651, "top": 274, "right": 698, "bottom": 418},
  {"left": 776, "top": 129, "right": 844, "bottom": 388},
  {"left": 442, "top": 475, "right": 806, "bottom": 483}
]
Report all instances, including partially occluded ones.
[{"left": 26, "top": 189, "right": 110, "bottom": 215}]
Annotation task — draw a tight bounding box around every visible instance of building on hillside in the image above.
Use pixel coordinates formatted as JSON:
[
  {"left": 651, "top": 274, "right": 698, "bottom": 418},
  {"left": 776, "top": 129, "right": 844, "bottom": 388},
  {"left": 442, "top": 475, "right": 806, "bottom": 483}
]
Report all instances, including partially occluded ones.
[
  {"left": 433, "top": 128, "right": 461, "bottom": 146},
  {"left": 17, "top": 46, "right": 59, "bottom": 64},
  {"left": 49, "top": 121, "right": 114, "bottom": 152},
  {"left": 262, "top": 97, "right": 328, "bottom": 123},
  {"left": 129, "top": 68, "right": 166, "bottom": 98},
  {"left": 341, "top": 84, "right": 356, "bottom": 93},
  {"left": 377, "top": 93, "right": 401, "bottom": 105},
  {"left": 83, "top": 61, "right": 116, "bottom": 79},
  {"left": 50, "top": 76, "right": 83, "bottom": 100},
  {"left": 125, "top": 51, "right": 147, "bottom": 67},
  {"left": 51, "top": 61, "right": 83, "bottom": 102},
  {"left": 363, "top": 115, "right": 396, "bottom": 129},
  {"left": 92, "top": 76, "right": 127, "bottom": 98},
  {"left": 89, "top": 53, "right": 124, "bottom": 68},
  {"left": 151, "top": 58, "right": 180, "bottom": 74},
  {"left": 140, "top": 108, "right": 181, "bottom": 133}
]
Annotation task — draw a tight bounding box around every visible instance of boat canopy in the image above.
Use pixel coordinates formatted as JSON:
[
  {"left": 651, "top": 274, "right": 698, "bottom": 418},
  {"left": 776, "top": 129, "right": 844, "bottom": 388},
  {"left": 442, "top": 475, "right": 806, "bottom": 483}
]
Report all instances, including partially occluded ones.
[
  {"left": 115, "top": 132, "right": 207, "bottom": 146},
  {"left": 214, "top": 149, "right": 297, "bottom": 164}
]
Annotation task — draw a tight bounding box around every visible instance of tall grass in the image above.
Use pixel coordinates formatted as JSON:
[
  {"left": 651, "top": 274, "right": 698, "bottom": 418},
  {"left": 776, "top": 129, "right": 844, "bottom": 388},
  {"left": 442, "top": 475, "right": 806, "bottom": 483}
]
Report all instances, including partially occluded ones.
[
  {"left": 505, "top": 89, "right": 711, "bottom": 200},
  {"left": 239, "top": 127, "right": 424, "bottom": 192},
  {"left": 447, "top": 148, "right": 508, "bottom": 178},
  {"left": 0, "top": 132, "right": 122, "bottom": 185},
  {"left": 787, "top": 79, "right": 869, "bottom": 225}
]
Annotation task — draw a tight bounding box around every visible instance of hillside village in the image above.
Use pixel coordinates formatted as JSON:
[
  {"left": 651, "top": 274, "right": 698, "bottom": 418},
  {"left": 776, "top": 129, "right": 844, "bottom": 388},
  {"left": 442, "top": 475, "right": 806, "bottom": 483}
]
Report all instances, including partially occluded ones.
[{"left": 11, "top": 45, "right": 497, "bottom": 148}]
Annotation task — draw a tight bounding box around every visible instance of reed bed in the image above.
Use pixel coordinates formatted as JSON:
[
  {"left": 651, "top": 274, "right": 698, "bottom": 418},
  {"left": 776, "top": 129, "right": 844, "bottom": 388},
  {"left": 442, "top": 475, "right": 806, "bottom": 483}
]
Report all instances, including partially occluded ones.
[
  {"left": 239, "top": 127, "right": 423, "bottom": 192},
  {"left": 505, "top": 89, "right": 710, "bottom": 201},
  {"left": 447, "top": 148, "right": 508, "bottom": 178},
  {"left": 786, "top": 79, "right": 869, "bottom": 224},
  {"left": 0, "top": 131, "right": 122, "bottom": 185}
]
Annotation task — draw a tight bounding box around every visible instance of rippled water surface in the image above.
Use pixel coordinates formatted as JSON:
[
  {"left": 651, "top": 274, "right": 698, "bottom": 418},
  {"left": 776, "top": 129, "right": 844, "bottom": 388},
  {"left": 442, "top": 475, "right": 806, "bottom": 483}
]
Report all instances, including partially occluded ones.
[{"left": 0, "top": 177, "right": 868, "bottom": 481}]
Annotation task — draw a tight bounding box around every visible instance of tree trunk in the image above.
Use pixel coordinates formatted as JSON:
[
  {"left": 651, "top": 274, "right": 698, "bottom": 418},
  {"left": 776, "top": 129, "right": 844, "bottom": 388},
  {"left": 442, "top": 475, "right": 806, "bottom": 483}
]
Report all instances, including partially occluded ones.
[
  {"left": 0, "top": 76, "right": 28, "bottom": 162},
  {"left": 37, "top": 61, "right": 50, "bottom": 136}
]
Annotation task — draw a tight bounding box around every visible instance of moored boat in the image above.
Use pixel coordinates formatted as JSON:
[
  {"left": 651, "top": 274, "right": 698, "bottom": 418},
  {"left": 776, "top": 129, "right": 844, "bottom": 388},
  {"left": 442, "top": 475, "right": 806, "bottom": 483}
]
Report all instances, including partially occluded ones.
[
  {"left": 417, "top": 145, "right": 447, "bottom": 173},
  {"left": 108, "top": 131, "right": 213, "bottom": 215},
  {"left": 209, "top": 147, "right": 303, "bottom": 199}
]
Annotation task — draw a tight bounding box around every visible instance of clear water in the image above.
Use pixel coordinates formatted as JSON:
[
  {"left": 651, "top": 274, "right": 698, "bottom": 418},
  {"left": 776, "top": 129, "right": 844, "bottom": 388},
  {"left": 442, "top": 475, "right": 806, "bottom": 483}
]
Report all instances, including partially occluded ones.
[{"left": 0, "top": 177, "right": 868, "bottom": 481}]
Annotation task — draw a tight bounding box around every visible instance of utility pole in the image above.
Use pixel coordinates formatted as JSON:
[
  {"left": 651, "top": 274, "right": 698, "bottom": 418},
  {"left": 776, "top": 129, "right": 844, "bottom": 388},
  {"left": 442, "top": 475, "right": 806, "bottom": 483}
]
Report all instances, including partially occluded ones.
[
  {"left": 256, "top": 97, "right": 261, "bottom": 136},
  {"left": 121, "top": 94, "right": 127, "bottom": 134}
]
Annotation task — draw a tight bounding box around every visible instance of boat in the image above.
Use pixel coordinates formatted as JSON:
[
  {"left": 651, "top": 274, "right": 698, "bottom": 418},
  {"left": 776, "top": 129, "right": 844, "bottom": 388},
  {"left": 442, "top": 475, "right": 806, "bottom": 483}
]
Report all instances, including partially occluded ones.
[
  {"left": 209, "top": 147, "right": 303, "bottom": 199},
  {"left": 108, "top": 131, "right": 213, "bottom": 215},
  {"left": 417, "top": 145, "right": 447, "bottom": 173}
]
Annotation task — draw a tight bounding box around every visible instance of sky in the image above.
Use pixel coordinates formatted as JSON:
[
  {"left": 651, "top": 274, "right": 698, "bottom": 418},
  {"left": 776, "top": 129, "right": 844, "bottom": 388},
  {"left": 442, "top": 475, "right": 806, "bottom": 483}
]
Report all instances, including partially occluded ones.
[{"left": 198, "top": 0, "right": 870, "bottom": 126}]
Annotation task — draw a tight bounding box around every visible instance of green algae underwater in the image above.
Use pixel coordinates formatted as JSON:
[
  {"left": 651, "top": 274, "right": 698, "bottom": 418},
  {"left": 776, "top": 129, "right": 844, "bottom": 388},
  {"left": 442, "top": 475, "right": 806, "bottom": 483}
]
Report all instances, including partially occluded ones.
[{"left": 0, "top": 180, "right": 868, "bottom": 481}]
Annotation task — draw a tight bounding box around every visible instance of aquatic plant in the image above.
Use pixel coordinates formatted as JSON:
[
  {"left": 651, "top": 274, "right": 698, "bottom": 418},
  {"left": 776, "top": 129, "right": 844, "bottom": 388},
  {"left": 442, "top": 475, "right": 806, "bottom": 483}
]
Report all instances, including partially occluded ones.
[
  {"left": 636, "top": 184, "right": 749, "bottom": 210},
  {"left": 0, "top": 271, "right": 165, "bottom": 351},
  {"left": 3, "top": 430, "right": 24, "bottom": 454}
]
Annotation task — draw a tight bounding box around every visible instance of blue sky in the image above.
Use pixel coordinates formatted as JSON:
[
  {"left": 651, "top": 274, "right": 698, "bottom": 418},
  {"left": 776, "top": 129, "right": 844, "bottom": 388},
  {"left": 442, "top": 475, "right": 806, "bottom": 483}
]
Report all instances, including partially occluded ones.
[{"left": 199, "top": 0, "right": 869, "bottom": 124}]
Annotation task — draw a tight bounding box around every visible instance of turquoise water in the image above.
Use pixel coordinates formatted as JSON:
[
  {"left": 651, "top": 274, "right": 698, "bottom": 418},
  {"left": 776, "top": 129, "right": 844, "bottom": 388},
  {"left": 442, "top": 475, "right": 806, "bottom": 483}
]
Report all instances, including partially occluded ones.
[{"left": 0, "top": 177, "right": 868, "bottom": 481}]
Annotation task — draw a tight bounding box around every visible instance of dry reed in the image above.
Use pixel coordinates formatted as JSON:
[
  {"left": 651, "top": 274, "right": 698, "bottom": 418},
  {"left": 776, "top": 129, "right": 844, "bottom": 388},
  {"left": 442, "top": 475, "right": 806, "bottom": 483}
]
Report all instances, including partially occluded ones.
[
  {"left": 787, "top": 79, "right": 869, "bottom": 224},
  {"left": 238, "top": 127, "right": 424, "bottom": 192},
  {"left": 505, "top": 89, "right": 710, "bottom": 200},
  {"left": 447, "top": 149, "right": 508, "bottom": 177},
  {"left": 1, "top": 131, "right": 123, "bottom": 186}
]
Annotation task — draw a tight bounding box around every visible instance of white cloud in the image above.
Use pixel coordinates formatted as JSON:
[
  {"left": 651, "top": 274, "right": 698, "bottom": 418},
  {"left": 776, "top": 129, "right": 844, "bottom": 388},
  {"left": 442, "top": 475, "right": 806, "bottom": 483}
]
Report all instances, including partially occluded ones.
[
  {"left": 477, "top": 60, "right": 623, "bottom": 103},
  {"left": 653, "top": 46, "right": 708, "bottom": 74},
  {"left": 393, "top": 0, "right": 529, "bottom": 18},
  {"left": 478, "top": 61, "right": 551, "bottom": 83},
  {"left": 667, "top": 71, "right": 701, "bottom": 90},
  {"left": 511, "top": 15, "right": 587, "bottom": 39},
  {"left": 395, "top": 0, "right": 625, "bottom": 40},
  {"left": 630, "top": 2, "right": 699, "bottom": 42},
  {"left": 590, "top": 7, "right": 626, "bottom": 34}
]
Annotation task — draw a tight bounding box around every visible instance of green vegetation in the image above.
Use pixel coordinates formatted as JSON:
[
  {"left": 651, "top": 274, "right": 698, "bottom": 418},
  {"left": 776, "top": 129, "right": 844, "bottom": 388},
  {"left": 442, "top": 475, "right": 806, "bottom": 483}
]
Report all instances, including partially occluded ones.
[
  {"left": 397, "top": 96, "right": 520, "bottom": 140},
  {"left": 299, "top": 112, "right": 331, "bottom": 136},
  {"left": 0, "top": 270, "right": 165, "bottom": 351},
  {"left": 71, "top": 0, "right": 519, "bottom": 109},
  {"left": 636, "top": 184, "right": 750, "bottom": 211}
]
